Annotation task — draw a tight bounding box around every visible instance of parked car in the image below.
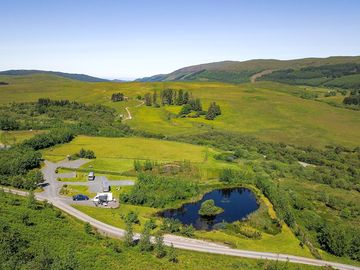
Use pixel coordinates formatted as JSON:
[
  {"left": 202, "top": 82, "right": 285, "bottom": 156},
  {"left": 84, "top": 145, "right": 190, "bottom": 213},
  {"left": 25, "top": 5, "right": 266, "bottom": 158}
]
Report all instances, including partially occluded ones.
[
  {"left": 88, "top": 172, "right": 95, "bottom": 181},
  {"left": 72, "top": 194, "right": 89, "bottom": 201}
]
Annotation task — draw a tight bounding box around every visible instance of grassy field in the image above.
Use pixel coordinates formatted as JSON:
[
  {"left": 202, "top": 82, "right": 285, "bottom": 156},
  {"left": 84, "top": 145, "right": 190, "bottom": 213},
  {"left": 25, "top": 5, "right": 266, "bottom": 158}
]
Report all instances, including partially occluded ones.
[
  {"left": 1, "top": 193, "right": 322, "bottom": 270},
  {"left": 0, "top": 130, "right": 46, "bottom": 145},
  {"left": 1, "top": 74, "right": 359, "bottom": 147},
  {"left": 43, "top": 135, "right": 222, "bottom": 177}
]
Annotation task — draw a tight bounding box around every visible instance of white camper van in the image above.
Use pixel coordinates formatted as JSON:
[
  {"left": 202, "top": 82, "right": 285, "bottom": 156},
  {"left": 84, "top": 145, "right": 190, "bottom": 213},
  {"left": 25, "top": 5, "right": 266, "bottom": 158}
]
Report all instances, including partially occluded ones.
[{"left": 92, "top": 192, "right": 113, "bottom": 206}]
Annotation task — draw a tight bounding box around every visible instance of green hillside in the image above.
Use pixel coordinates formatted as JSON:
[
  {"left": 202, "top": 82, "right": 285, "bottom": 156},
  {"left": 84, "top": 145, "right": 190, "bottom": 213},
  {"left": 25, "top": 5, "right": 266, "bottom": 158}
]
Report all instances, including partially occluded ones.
[
  {"left": 0, "top": 69, "right": 109, "bottom": 82},
  {"left": 136, "top": 56, "right": 360, "bottom": 84},
  {"left": 1, "top": 74, "right": 359, "bottom": 147}
]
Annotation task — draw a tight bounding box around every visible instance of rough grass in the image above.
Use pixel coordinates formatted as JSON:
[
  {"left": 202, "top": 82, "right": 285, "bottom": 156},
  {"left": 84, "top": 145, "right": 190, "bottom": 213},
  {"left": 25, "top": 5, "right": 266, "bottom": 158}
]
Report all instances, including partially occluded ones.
[
  {"left": 1, "top": 74, "right": 359, "bottom": 147},
  {"left": 0, "top": 130, "right": 47, "bottom": 145}
]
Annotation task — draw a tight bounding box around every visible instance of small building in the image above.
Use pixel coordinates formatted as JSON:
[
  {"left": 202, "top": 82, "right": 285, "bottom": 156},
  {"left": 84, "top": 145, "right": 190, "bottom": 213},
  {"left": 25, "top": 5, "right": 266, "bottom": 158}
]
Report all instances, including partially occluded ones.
[{"left": 88, "top": 172, "right": 95, "bottom": 181}]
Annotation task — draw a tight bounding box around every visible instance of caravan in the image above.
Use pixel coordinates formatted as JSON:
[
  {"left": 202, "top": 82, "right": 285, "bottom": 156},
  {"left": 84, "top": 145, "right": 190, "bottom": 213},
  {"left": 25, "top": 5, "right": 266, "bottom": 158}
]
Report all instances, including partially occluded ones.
[{"left": 92, "top": 192, "right": 114, "bottom": 206}]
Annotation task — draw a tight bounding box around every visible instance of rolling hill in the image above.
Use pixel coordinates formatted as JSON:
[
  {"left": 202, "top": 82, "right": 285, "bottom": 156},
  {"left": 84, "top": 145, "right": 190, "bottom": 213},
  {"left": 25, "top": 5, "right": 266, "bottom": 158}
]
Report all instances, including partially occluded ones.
[
  {"left": 0, "top": 69, "right": 109, "bottom": 82},
  {"left": 1, "top": 73, "right": 359, "bottom": 148},
  {"left": 136, "top": 56, "right": 360, "bottom": 85}
]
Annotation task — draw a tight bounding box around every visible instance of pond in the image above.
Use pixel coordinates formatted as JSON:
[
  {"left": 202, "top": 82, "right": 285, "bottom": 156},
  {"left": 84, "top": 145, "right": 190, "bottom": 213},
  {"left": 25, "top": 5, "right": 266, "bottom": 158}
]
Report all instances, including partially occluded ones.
[{"left": 160, "top": 187, "right": 259, "bottom": 230}]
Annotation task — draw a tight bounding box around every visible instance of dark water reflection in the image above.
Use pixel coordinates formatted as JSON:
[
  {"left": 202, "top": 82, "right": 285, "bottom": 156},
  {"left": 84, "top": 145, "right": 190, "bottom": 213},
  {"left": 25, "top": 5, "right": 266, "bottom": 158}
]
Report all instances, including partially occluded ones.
[{"left": 160, "top": 188, "right": 259, "bottom": 230}]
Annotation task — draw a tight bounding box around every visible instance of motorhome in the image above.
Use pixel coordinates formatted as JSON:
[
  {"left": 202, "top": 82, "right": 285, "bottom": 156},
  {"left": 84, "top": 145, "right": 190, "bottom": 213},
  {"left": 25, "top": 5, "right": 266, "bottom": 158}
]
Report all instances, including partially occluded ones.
[{"left": 92, "top": 192, "right": 113, "bottom": 205}]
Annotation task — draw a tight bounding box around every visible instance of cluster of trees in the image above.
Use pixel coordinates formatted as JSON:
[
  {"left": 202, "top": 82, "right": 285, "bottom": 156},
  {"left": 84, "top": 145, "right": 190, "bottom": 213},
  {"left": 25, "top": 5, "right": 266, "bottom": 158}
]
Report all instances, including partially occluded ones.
[
  {"left": 317, "top": 222, "right": 360, "bottom": 260},
  {"left": 0, "top": 81, "right": 9, "bottom": 85},
  {"left": 0, "top": 99, "right": 141, "bottom": 138},
  {"left": 160, "top": 89, "right": 190, "bottom": 106},
  {"left": 0, "top": 146, "right": 43, "bottom": 189},
  {"left": 176, "top": 131, "right": 360, "bottom": 191},
  {"left": 205, "top": 102, "right": 221, "bottom": 120},
  {"left": 143, "top": 89, "right": 191, "bottom": 107},
  {"left": 120, "top": 173, "right": 199, "bottom": 208},
  {"left": 69, "top": 148, "right": 96, "bottom": 160},
  {"left": 343, "top": 89, "right": 360, "bottom": 105},
  {"left": 111, "top": 92, "right": 125, "bottom": 102},
  {"left": 0, "top": 114, "right": 19, "bottom": 130},
  {"left": 259, "top": 63, "right": 360, "bottom": 88},
  {"left": 178, "top": 98, "right": 203, "bottom": 117},
  {"left": 23, "top": 128, "right": 74, "bottom": 150},
  {"left": 0, "top": 128, "right": 75, "bottom": 190},
  {"left": 133, "top": 159, "right": 156, "bottom": 172},
  {"left": 124, "top": 219, "right": 178, "bottom": 263}
]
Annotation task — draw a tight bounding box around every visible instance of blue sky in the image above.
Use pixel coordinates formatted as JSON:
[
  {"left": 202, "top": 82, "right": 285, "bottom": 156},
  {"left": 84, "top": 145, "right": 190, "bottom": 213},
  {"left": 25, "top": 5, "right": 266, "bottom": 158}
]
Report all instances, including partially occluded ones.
[{"left": 1, "top": 0, "right": 360, "bottom": 79}]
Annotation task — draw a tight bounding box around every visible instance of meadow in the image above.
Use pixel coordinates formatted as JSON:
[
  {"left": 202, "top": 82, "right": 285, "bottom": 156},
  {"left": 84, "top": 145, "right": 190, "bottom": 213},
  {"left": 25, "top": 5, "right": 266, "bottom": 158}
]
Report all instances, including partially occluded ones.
[{"left": 1, "top": 74, "right": 360, "bottom": 147}]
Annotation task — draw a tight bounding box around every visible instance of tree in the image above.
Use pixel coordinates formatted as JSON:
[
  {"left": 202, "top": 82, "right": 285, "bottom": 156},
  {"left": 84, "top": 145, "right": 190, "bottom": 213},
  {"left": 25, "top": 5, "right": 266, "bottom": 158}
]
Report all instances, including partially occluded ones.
[
  {"left": 111, "top": 92, "right": 124, "bottom": 102},
  {"left": 183, "top": 91, "right": 189, "bottom": 104},
  {"left": 153, "top": 90, "right": 158, "bottom": 106},
  {"left": 0, "top": 115, "right": 19, "bottom": 130},
  {"left": 179, "top": 104, "right": 192, "bottom": 116},
  {"left": 176, "top": 89, "right": 184, "bottom": 105},
  {"left": 139, "top": 223, "right": 152, "bottom": 252},
  {"left": 124, "top": 221, "right": 134, "bottom": 247},
  {"left": 134, "top": 160, "right": 142, "bottom": 172},
  {"left": 144, "top": 93, "right": 152, "bottom": 106},
  {"left": 154, "top": 233, "right": 166, "bottom": 258},
  {"left": 167, "top": 243, "right": 178, "bottom": 263},
  {"left": 27, "top": 191, "right": 37, "bottom": 209},
  {"left": 205, "top": 102, "right": 221, "bottom": 120}
]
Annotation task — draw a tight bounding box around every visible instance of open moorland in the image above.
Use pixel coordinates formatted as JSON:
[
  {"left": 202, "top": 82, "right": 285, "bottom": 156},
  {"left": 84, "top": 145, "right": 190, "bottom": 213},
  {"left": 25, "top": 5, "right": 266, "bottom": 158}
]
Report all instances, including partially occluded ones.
[
  {"left": 1, "top": 66, "right": 360, "bottom": 269},
  {"left": 1, "top": 74, "right": 359, "bottom": 147}
]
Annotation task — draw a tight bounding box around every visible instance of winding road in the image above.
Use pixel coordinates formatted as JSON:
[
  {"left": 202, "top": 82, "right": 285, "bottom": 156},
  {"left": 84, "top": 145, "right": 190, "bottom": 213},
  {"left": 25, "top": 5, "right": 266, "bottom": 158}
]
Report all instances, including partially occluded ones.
[{"left": 2, "top": 160, "right": 360, "bottom": 270}]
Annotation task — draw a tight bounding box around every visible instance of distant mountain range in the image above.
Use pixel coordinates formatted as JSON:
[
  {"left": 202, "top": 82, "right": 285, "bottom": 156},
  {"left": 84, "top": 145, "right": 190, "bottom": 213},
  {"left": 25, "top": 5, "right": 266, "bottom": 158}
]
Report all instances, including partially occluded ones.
[
  {"left": 135, "top": 56, "right": 360, "bottom": 86},
  {"left": 0, "top": 70, "right": 110, "bottom": 83}
]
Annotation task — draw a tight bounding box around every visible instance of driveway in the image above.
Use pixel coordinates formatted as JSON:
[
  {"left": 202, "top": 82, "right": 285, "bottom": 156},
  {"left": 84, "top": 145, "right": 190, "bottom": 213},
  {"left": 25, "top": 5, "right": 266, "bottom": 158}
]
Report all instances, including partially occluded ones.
[{"left": 41, "top": 159, "right": 134, "bottom": 202}]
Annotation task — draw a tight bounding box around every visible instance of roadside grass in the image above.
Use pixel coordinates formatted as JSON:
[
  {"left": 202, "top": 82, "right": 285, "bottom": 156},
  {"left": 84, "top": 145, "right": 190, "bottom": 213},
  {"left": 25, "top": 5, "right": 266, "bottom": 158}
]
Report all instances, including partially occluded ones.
[
  {"left": 1, "top": 74, "right": 360, "bottom": 147},
  {"left": 73, "top": 203, "right": 159, "bottom": 233},
  {"left": 195, "top": 224, "right": 312, "bottom": 258},
  {"left": 59, "top": 184, "right": 96, "bottom": 198}
]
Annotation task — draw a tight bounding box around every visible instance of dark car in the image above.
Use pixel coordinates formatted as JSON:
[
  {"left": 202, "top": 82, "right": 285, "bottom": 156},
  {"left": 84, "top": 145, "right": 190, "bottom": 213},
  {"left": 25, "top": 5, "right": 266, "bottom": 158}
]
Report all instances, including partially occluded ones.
[{"left": 72, "top": 194, "right": 89, "bottom": 201}]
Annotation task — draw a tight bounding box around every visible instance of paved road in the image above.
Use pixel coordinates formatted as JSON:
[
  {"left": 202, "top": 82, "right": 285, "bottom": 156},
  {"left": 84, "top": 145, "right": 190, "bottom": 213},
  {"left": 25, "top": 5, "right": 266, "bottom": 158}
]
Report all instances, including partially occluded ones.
[{"left": 4, "top": 160, "right": 359, "bottom": 270}]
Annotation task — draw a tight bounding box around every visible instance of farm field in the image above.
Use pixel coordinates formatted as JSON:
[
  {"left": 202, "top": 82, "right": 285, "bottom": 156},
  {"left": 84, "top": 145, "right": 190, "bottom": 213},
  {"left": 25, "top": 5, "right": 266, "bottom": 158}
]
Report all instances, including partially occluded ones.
[{"left": 1, "top": 74, "right": 360, "bottom": 147}]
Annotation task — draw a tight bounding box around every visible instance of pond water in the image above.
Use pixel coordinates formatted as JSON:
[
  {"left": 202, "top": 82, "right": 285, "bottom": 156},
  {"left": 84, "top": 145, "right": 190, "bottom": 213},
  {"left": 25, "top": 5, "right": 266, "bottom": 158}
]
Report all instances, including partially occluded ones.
[{"left": 160, "top": 187, "right": 259, "bottom": 230}]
